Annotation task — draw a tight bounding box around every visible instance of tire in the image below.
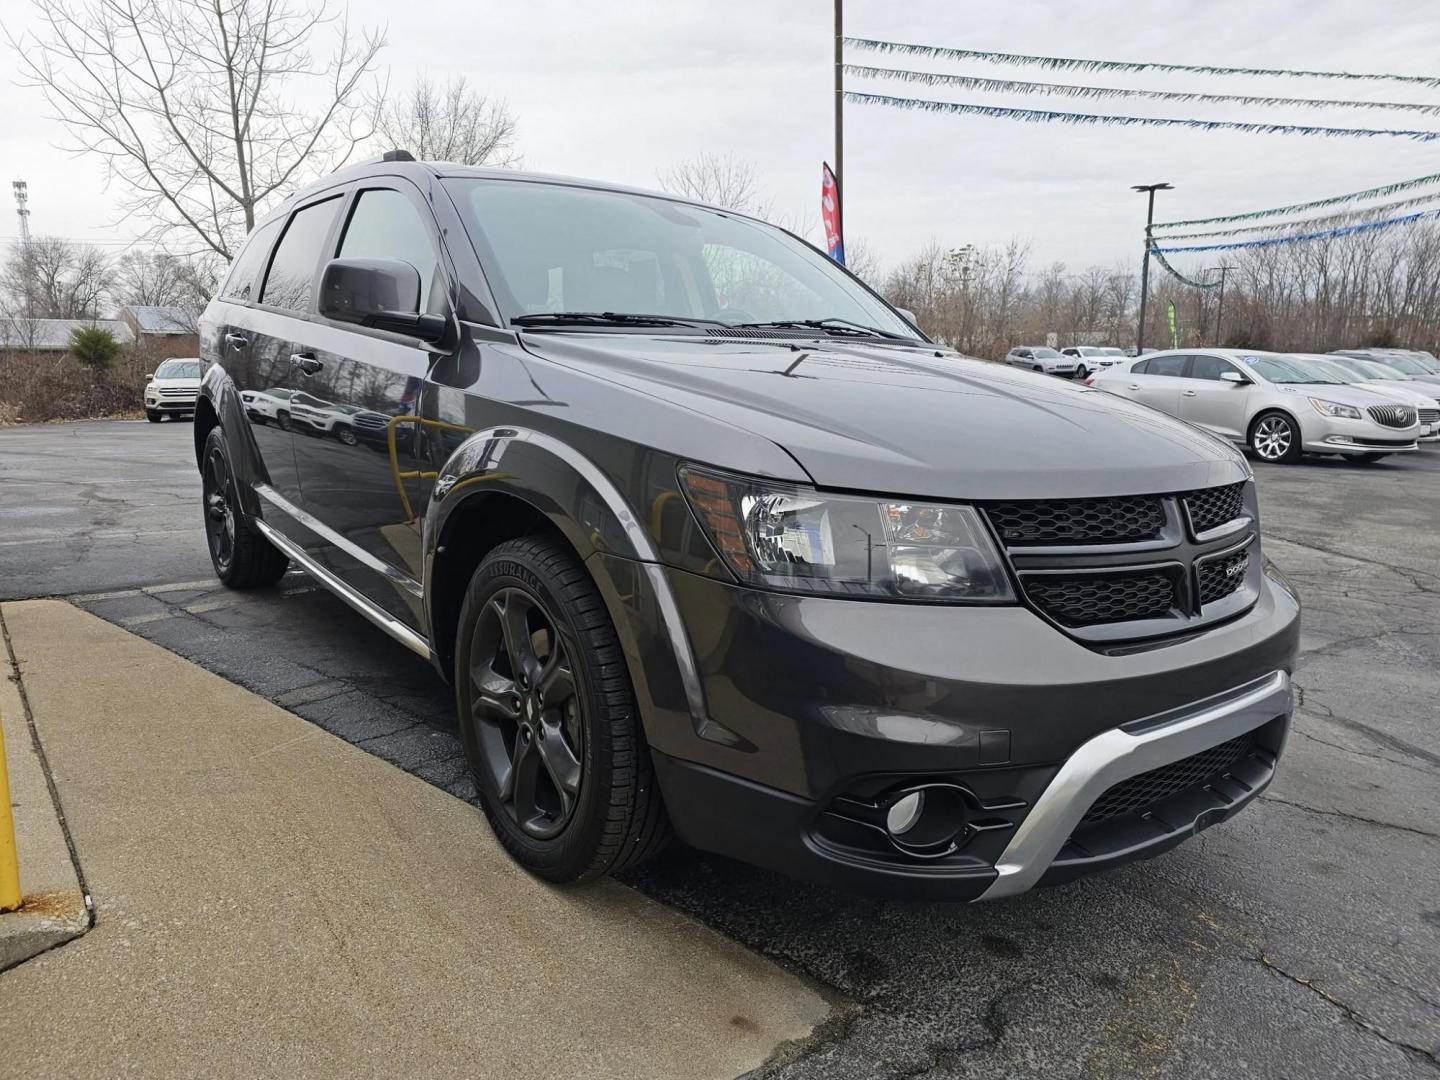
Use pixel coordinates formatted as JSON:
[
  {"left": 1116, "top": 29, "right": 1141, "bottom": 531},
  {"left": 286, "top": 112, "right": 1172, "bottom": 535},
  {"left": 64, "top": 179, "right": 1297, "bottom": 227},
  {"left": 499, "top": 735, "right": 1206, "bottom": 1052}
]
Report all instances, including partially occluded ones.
[
  {"left": 455, "top": 536, "right": 671, "bottom": 883},
  {"left": 334, "top": 424, "right": 358, "bottom": 446},
  {"left": 146, "top": 409, "right": 162, "bottom": 423},
  {"left": 1075, "top": 365, "right": 1088, "bottom": 380},
  {"left": 200, "top": 427, "right": 289, "bottom": 588},
  {"left": 275, "top": 410, "right": 291, "bottom": 432},
  {"left": 1249, "top": 411, "right": 1302, "bottom": 464}
]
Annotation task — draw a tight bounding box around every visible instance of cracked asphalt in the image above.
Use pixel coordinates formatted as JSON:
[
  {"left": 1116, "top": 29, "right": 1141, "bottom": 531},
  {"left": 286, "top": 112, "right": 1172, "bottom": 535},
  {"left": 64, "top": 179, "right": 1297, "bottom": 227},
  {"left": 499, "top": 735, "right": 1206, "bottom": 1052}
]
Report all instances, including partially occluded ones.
[{"left": 2, "top": 419, "right": 1437, "bottom": 1079}]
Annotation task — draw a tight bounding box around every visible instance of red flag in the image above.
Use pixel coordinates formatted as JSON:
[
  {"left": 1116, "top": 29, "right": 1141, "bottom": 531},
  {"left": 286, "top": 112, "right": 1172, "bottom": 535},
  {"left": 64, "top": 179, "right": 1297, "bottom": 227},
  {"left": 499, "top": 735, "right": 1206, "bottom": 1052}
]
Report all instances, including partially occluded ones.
[{"left": 821, "top": 163, "right": 844, "bottom": 264}]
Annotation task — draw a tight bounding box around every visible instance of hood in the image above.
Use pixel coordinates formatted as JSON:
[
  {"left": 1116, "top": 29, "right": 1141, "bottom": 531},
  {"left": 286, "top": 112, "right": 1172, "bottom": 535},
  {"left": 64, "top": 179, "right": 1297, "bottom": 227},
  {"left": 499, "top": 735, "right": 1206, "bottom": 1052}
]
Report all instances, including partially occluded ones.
[
  {"left": 149, "top": 376, "right": 202, "bottom": 387},
  {"left": 1363, "top": 381, "right": 1440, "bottom": 407},
  {"left": 518, "top": 333, "right": 1249, "bottom": 500}
]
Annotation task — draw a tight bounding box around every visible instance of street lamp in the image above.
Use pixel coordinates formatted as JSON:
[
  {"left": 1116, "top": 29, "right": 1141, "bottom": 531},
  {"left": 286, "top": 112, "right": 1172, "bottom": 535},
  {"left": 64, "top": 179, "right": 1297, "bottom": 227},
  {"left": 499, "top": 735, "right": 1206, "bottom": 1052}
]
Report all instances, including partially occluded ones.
[
  {"left": 1207, "top": 264, "right": 1235, "bottom": 346},
  {"left": 1132, "top": 182, "right": 1173, "bottom": 354}
]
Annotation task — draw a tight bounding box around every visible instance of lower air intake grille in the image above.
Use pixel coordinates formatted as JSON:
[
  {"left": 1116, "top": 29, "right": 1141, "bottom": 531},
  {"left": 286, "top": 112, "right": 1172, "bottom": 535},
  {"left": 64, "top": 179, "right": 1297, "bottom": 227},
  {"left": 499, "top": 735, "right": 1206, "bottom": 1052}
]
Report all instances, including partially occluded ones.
[
  {"left": 1183, "top": 482, "right": 1245, "bottom": 534},
  {"left": 1079, "top": 734, "right": 1253, "bottom": 827},
  {"left": 1025, "top": 572, "right": 1175, "bottom": 626},
  {"left": 1419, "top": 407, "right": 1439, "bottom": 425},
  {"left": 1198, "top": 549, "right": 1250, "bottom": 606}
]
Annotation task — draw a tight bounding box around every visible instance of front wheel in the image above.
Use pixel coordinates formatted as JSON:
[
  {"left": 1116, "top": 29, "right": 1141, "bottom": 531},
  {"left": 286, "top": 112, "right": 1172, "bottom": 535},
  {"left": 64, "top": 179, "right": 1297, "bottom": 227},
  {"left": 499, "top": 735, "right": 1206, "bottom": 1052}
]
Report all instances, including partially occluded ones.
[
  {"left": 455, "top": 536, "right": 670, "bottom": 882},
  {"left": 146, "top": 409, "right": 162, "bottom": 423},
  {"left": 1075, "top": 365, "right": 1088, "bottom": 380},
  {"left": 275, "top": 410, "right": 291, "bottom": 432},
  {"left": 1249, "top": 411, "right": 1302, "bottom": 464},
  {"left": 200, "top": 427, "right": 289, "bottom": 588},
  {"left": 334, "top": 424, "right": 358, "bottom": 446}
]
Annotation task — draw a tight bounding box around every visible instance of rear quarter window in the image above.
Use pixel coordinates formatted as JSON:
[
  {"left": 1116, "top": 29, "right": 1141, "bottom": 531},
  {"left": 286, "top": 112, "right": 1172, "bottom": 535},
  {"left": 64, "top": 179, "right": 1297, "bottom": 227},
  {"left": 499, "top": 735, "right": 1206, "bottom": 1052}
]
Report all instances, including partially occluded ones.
[{"left": 219, "top": 219, "right": 282, "bottom": 303}]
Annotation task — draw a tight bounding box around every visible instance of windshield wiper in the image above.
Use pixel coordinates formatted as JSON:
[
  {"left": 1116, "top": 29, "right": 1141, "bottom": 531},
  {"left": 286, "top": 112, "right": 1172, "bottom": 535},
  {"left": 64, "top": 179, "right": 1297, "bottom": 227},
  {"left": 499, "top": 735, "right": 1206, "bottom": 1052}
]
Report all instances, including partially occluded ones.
[
  {"left": 511, "top": 311, "right": 713, "bottom": 329},
  {"left": 731, "top": 317, "right": 912, "bottom": 341}
]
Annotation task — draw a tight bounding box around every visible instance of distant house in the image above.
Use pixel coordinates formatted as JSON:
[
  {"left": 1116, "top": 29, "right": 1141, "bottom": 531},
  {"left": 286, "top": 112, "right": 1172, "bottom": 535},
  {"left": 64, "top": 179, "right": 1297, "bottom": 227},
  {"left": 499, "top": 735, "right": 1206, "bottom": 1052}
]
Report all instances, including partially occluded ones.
[
  {"left": 121, "top": 305, "right": 197, "bottom": 337},
  {"left": 0, "top": 317, "right": 134, "bottom": 353}
]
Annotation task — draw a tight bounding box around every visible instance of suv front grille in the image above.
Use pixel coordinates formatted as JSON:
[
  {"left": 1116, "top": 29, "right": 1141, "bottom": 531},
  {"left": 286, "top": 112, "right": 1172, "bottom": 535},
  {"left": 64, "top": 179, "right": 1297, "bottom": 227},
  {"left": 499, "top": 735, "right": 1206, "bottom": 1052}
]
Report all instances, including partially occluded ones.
[
  {"left": 1025, "top": 571, "right": 1175, "bottom": 626},
  {"left": 1182, "top": 481, "right": 1245, "bottom": 534},
  {"left": 1367, "top": 403, "right": 1416, "bottom": 429},
  {"left": 983, "top": 496, "right": 1164, "bottom": 546},
  {"left": 1198, "top": 549, "right": 1249, "bottom": 605},
  {"left": 1079, "top": 734, "right": 1254, "bottom": 827}
]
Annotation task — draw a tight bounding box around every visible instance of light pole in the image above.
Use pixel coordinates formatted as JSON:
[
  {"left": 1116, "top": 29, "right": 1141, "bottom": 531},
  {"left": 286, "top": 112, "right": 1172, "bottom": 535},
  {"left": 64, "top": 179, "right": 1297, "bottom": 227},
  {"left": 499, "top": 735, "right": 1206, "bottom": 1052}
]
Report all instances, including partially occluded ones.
[
  {"left": 1132, "top": 182, "right": 1172, "bottom": 354},
  {"left": 834, "top": 0, "right": 843, "bottom": 205},
  {"left": 1207, "top": 264, "right": 1235, "bottom": 346}
]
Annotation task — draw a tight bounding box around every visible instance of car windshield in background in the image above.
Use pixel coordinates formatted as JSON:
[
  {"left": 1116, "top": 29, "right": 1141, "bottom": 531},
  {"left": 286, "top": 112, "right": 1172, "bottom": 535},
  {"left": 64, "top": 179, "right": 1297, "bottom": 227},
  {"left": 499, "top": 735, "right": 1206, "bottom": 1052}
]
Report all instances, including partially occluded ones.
[
  {"left": 1361, "top": 360, "right": 1410, "bottom": 379},
  {"left": 1383, "top": 354, "right": 1438, "bottom": 376},
  {"left": 155, "top": 360, "right": 201, "bottom": 379},
  {"left": 443, "top": 178, "right": 917, "bottom": 339},
  {"left": 1249, "top": 356, "right": 1339, "bottom": 384},
  {"left": 1031, "top": 347, "right": 1063, "bottom": 358}
]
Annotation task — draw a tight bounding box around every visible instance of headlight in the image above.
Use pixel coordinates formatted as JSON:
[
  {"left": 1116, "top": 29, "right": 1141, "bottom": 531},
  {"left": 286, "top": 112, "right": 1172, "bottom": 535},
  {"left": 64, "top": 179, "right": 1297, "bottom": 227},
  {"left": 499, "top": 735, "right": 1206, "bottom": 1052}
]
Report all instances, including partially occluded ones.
[
  {"left": 679, "top": 466, "right": 1015, "bottom": 603},
  {"left": 1309, "top": 397, "right": 1362, "bottom": 420}
]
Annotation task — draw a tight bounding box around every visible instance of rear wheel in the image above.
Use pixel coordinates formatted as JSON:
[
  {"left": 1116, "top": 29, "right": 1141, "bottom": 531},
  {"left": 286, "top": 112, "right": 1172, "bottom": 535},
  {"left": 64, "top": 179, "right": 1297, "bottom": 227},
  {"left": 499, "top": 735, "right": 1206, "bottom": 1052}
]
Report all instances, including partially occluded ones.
[
  {"left": 201, "top": 427, "right": 288, "bottom": 588},
  {"left": 1249, "top": 411, "right": 1302, "bottom": 464},
  {"left": 455, "top": 536, "right": 670, "bottom": 882}
]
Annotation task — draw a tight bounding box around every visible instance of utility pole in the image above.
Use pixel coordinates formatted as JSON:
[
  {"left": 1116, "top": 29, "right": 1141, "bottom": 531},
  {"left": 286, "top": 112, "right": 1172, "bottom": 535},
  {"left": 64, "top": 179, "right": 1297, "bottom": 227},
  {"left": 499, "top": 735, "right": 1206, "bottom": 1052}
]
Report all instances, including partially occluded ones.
[
  {"left": 1207, "top": 264, "right": 1235, "bottom": 346},
  {"left": 833, "top": 0, "right": 844, "bottom": 229},
  {"left": 1132, "top": 182, "right": 1172, "bottom": 354}
]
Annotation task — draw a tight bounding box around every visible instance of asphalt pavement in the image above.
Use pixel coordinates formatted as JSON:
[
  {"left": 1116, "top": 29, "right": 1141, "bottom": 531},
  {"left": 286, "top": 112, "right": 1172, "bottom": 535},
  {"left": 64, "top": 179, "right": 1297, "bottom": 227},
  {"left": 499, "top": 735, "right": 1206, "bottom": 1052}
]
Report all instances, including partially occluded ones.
[{"left": 2, "top": 419, "right": 1437, "bottom": 1079}]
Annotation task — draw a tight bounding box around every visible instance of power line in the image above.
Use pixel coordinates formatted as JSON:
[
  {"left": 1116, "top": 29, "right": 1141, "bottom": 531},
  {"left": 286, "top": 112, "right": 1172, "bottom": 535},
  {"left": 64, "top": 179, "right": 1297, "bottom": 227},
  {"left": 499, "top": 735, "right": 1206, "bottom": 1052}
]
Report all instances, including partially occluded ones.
[
  {"left": 844, "top": 37, "right": 1440, "bottom": 88},
  {"left": 844, "top": 91, "right": 1440, "bottom": 141},
  {"left": 844, "top": 64, "right": 1440, "bottom": 116}
]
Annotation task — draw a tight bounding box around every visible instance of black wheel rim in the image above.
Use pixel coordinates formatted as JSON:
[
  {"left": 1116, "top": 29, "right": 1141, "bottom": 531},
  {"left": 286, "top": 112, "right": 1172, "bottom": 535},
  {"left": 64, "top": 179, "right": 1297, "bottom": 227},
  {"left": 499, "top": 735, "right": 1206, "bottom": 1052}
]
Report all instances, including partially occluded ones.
[
  {"left": 202, "top": 444, "right": 237, "bottom": 571},
  {"left": 468, "top": 587, "right": 583, "bottom": 839}
]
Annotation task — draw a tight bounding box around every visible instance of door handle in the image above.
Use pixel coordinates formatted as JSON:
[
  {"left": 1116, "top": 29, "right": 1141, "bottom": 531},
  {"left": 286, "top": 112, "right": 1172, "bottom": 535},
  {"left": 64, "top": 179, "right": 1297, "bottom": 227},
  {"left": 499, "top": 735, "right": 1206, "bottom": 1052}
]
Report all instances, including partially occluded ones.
[
  {"left": 1182, "top": 389, "right": 1198, "bottom": 397},
  {"left": 1126, "top": 383, "right": 1141, "bottom": 390},
  {"left": 225, "top": 332, "right": 249, "bottom": 349},
  {"left": 290, "top": 353, "right": 323, "bottom": 376}
]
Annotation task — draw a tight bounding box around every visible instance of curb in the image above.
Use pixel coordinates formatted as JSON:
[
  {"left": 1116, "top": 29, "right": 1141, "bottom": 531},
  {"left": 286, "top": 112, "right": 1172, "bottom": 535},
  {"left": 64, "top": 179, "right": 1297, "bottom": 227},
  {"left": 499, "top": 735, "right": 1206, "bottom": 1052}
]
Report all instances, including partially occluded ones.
[{"left": 0, "top": 609, "right": 90, "bottom": 971}]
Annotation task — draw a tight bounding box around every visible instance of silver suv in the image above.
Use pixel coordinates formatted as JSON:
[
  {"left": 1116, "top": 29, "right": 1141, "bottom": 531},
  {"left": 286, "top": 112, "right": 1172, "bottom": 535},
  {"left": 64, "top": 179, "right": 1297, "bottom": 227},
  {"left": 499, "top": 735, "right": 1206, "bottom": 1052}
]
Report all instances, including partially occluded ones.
[
  {"left": 1005, "top": 345, "right": 1077, "bottom": 377},
  {"left": 1090, "top": 349, "right": 1421, "bottom": 464}
]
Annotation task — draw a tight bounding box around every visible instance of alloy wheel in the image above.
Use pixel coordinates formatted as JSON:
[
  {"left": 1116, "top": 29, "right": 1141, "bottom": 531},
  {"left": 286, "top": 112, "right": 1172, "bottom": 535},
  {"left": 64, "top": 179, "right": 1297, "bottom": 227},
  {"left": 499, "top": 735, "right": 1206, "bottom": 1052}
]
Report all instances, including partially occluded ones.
[
  {"left": 1253, "top": 416, "right": 1293, "bottom": 461},
  {"left": 202, "top": 444, "right": 237, "bottom": 572},
  {"left": 467, "top": 587, "right": 583, "bottom": 839}
]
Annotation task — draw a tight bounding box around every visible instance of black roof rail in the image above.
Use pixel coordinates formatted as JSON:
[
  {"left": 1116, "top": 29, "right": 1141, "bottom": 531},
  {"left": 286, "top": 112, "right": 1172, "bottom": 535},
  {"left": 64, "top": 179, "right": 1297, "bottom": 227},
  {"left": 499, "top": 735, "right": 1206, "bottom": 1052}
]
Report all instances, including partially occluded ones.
[{"left": 381, "top": 149, "right": 415, "bottom": 162}]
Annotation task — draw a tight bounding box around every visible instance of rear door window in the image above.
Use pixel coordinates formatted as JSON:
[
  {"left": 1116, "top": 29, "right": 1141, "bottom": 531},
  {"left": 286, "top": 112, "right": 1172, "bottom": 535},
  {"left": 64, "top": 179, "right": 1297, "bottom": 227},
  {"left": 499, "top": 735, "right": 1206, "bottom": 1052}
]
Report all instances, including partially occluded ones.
[
  {"left": 1144, "top": 354, "right": 1189, "bottom": 377},
  {"left": 220, "top": 219, "right": 282, "bottom": 303},
  {"left": 261, "top": 196, "right": 343, "bottom": 312}
]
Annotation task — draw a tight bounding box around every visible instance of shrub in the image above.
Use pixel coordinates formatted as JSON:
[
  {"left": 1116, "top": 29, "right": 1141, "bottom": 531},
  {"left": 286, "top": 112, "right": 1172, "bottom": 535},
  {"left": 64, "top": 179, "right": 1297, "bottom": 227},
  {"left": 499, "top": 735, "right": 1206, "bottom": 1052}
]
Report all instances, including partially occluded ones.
[{"left": 69, "top": 325, "right": 125, "bottom": 372}]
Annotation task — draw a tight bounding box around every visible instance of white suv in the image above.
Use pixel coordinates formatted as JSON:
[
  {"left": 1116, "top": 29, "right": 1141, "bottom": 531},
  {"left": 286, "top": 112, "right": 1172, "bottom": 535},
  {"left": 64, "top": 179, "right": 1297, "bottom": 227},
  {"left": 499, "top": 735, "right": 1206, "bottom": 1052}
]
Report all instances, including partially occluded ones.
[
  {"left": 1005, "top": 346, "right": 1077, "bottom": 377},
  {"left": 143, "top": 358, "right": 202, "bottom": 422},
  {"left": 1060, "top": 346, "right": 1127, "bottom": 378}
]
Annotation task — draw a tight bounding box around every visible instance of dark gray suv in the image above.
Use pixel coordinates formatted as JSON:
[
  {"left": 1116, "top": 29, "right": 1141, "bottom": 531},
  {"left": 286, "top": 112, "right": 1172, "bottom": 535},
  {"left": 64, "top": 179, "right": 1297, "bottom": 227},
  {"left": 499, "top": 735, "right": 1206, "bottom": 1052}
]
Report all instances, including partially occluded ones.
[{"left": 194, "top": 154, "right": 1299, "bottom": 900}]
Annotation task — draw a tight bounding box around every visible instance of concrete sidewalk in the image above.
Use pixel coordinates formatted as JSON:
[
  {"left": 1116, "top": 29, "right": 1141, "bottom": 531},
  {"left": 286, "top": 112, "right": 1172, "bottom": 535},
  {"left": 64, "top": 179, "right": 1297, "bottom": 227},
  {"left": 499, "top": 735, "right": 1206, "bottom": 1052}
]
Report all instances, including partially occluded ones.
[{"left": 0, "top": 600, "right": 830, "bottom": 1080}]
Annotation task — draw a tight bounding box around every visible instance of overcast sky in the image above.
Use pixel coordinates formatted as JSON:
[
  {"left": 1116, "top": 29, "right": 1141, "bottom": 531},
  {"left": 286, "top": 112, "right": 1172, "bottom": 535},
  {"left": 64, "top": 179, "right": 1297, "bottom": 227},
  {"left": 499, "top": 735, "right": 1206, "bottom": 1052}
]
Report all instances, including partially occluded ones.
[{"left": 4, "top": 0, "right": 1440, "bottom": 280}]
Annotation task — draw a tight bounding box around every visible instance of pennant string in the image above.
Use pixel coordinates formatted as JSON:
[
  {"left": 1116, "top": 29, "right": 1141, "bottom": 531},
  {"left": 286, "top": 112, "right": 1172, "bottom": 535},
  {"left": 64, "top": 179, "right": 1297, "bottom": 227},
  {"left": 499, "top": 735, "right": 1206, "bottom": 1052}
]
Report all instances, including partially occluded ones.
[
  {"left": 844, "top": 91, "right": 1440, "bottom": 141},
  {"left": 1153, "top": 207, "right": 1440, "bottom": 253},
  {"left": 1154, "top": 190, "right": 1440, "bottom": 240},
  {"left": 844, "top": 37, "right": 1440, "bottom": 89},
  {"left": 1157, "top": 171, "right": 1440, "bottom": 228},
  {"left": 844, "top": 64, "right": 1440, "bottom": 116},
  {"left": 1149, "top": 248, "right": 1222, "bottom": 288}
]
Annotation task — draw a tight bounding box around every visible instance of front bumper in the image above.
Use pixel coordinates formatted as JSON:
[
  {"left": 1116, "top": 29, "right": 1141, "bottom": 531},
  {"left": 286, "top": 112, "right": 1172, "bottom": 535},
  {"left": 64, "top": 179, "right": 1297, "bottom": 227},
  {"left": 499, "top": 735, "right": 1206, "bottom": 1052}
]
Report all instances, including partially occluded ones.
[
  {"left": 1300, "top": 413, "right": 1418, "bottom": 454},
  {"left": 639, "top": 562, "right": 1299, "bottom": 900}
]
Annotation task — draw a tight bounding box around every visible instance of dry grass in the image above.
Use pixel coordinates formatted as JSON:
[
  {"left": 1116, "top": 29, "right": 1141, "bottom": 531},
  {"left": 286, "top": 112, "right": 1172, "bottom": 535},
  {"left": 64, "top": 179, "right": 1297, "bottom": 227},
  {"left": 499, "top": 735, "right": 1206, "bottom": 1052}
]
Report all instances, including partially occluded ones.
[{"left": 0, "top": 345, "right": 168, "bottom": 424}]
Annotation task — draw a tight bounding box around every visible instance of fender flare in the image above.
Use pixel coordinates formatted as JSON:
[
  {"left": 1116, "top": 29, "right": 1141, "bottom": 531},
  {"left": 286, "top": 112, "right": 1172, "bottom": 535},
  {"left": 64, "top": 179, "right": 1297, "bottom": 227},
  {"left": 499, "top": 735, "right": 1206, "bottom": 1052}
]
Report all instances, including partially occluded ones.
[
  {"left": 197, "top": 364, "right": 270, "bottom": 519},
  {"left": 423, "top": 426, "right": 747, "bottom": 752}
]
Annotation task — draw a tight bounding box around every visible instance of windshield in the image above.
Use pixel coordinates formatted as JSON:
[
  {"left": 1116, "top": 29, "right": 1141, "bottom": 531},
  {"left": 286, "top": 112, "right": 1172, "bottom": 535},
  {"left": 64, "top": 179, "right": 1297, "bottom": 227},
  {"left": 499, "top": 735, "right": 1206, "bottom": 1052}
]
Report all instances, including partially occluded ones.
[
  {"left": 1360, "top": 359, "right": 1409, "bottom": 379},
  {"left": 444, "top": 178, "right": 916, "bottom": 337},
  {"left": 1249, "top": 355, "right": 1340, "bottom": 384},
  {"left": 1300, "top": 358, "right": 1357, "bottom": 383},
  {"left": 155, "top": 359, "right": 201, "bottom": 379},
  {"left": 1030, "top": 347, "right": 1062, "bottom": 358},
  {"left": 1382, "top": 354, "right": 1437, "bottom": 376}
]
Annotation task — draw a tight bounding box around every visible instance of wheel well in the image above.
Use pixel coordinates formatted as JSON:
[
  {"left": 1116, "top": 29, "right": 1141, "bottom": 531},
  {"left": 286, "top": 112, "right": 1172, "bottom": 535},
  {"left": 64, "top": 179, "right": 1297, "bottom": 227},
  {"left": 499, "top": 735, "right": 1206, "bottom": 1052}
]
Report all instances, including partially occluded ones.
[
  {"left": 1248, "top": 408, "right": 1297, "bottom": 442},
  {"left": 193, "top": 397, "right": 219, "bottom": 469},
  {"left": 428, "top": 492, "right": 572, "bottom": 681}
]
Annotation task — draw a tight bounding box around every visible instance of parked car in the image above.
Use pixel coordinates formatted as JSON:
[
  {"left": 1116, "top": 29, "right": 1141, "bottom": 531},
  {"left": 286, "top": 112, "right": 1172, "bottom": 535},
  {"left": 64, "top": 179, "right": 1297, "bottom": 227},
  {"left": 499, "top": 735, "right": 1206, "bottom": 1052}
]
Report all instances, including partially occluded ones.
[
  {"left": 1089, "top": 349, "right": 1420, "bottom": 463},
  {"left": 1005, "top": 345, "right": 1078, "bottom": 377},
  {"left": 240, "top": 387, "right": 295, "bottom": 426},
  {"left": 1293, "top": 355, "right": 1439, "bottom": 441},
  {"left": 1334, "top": 349, "right": 1440, "bottom": 388},
  {"left": 1059, "top": 346, "right": 1126, "bottom": 378},
  {"left": 193, "top": 155, "right": 1298, "bottom": 900},
  {"left": 143, "top": 358, "right": 202, "bottom": 422}
]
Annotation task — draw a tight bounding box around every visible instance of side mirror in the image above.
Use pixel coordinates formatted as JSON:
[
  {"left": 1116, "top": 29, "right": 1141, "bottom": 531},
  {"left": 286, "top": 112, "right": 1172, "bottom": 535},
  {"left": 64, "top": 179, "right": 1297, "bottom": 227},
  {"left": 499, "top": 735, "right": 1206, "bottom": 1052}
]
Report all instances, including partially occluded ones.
[
  {"left": 1220, "top": 371, "right": 1250, "bottom": 385},
  {"left": 893, "top": 306, "right": 918, "bottom": 327},
  {"left": 144, "top": 372, "right": 154, "bottom": 382},
  {"left": 319, "top": 257, "right": 449, "bottom": 344}
]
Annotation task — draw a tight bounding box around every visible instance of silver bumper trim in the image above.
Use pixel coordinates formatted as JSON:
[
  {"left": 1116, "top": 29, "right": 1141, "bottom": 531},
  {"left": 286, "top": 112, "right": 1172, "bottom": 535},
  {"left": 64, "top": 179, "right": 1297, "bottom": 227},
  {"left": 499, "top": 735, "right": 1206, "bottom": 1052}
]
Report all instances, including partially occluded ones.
[{"left": 977, "top": 669, "right": 1291, "bottom": 901}]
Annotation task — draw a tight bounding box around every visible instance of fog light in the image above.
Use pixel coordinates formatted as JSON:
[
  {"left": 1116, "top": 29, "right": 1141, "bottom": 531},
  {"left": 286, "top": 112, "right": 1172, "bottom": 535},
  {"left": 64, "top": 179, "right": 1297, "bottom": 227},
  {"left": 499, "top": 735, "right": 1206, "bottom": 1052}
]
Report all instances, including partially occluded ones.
[{"left": 886, "top": 791, "right": 925, "bottom": 836}]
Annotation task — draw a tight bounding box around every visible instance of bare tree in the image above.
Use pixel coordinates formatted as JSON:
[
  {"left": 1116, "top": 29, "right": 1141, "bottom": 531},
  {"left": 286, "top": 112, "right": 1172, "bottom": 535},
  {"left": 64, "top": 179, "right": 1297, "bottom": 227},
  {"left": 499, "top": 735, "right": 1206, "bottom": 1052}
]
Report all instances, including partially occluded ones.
[
  {"left": 659, "top": 152, "right": 775, "bottom": 218},
  {"left": 0, "top": 237, "right": 110, "bottom": 320},
  {"left": 375, "top": 76, "right": 520, "bottom": 166},
  {"left": 11, "top": 0, "right": 385, "bottom": 259},
  {"left": 112, "top": 250, "right": 220, "bottom": 329}
]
